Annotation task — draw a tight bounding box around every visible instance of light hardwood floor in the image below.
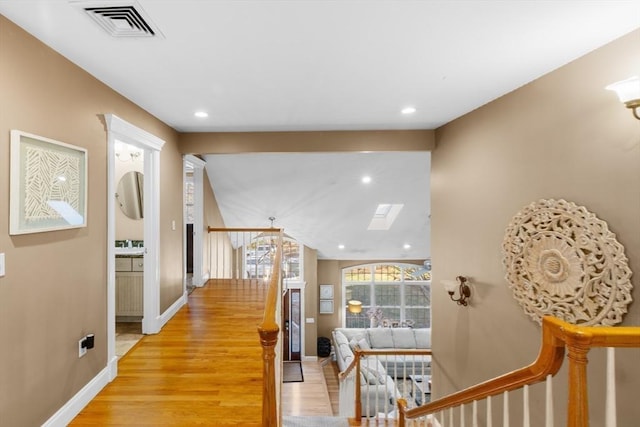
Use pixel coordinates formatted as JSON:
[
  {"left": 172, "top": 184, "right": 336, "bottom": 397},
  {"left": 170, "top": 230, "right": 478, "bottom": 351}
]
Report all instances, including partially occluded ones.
[
  {"left": 70, "top": 279, "right": 268, "bottom": 426},
  {"left": 282, "top": 361, "right": 333, "bottom": 416}
]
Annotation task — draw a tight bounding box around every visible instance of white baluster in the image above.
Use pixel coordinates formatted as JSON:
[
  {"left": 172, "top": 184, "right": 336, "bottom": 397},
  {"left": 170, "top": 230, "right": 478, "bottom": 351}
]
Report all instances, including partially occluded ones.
[
  {"left": 449, "top": 407, "right": 454, "bottom": 427},
  {"left": 606, "top": 347, "right": 617, "bottom": 427},
  {"left": 546, "top": 374, "right": 554, "bottom": 427},
  {"left": 487, "top": 395, "right": 493, "bottom": 427},
  {"left": 503, "top": 391, "right": 509, "bottom": 427},
  {"left": 472, "top": 400, "right": 478, "bottom": 427},
  {"left": 461, "top": 403, "right": 465, "bottom": 426},
  {"left": 523, "top": 385, "right": 530, "bottom": 427}
]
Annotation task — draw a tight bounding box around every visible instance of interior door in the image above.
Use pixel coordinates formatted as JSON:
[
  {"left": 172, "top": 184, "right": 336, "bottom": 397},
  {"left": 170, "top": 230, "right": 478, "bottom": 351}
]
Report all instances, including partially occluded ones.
[{"left": 282, "top": 288, "right": 301, "bottom": 361}]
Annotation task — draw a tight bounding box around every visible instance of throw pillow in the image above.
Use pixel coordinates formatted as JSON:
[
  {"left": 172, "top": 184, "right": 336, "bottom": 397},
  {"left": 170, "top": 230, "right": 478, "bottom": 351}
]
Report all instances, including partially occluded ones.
[
  {"left": 360, "top": 366, "right": 386, "bottom": 385},
  {"left": 357, "top": 338, "right": 371, "bottom": 351}
]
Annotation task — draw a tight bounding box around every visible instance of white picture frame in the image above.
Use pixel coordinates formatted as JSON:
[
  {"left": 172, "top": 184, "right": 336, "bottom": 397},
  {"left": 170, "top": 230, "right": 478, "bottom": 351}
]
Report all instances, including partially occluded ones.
[
  {"left": 319, "top": 300, "right": 334, "bottom": 314},
  {"left": 319, "top": 284, "right": 334, "bottom": 300},
  {"left": 10, "top": 130, "right": 88, "bottom": 235}
]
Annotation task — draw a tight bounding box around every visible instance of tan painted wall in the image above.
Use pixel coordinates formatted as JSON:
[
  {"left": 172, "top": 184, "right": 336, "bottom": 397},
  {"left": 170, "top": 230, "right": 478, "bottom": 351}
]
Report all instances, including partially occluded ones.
[
  {"left": 303, "top": 245, "right": 318, "bottom": 357},
  {"left": 0, "top": 16, "right": 183, "bottom": 426},
  {"left": 431, "top": 29, "right": 640, "bottom": 426},
  {"left": 180, "top": 129, "right": 435, "bottom": 155},
  {"left": 202, "top": 168, "right": 227, "bottom": 279}
]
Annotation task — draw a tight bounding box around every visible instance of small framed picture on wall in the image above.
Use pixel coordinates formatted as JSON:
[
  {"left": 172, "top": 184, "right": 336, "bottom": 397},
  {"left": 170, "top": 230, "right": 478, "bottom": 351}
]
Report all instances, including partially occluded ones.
[
  {"left": 319, "top": 300, "right": 334, "bottom": 314},
  {"left": 319, "top": 284, "right": 334, "bottom": 300}
]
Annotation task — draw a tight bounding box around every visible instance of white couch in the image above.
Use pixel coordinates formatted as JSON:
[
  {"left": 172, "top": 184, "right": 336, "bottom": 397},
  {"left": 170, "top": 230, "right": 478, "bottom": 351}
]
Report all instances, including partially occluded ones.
[{"left": 332, "top": 327, "right": 431, "bottom": 416}]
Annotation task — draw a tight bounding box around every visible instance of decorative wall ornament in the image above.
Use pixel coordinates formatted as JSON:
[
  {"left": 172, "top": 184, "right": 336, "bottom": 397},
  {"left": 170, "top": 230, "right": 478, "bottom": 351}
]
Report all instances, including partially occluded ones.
[{"left": 502, "top": 199, "right": 632, "bottom": 326}]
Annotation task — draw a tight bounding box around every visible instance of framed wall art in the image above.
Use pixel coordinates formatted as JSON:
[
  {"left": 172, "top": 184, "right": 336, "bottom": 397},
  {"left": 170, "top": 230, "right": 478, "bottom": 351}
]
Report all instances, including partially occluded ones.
[
  {"left": 319, "top": 300, "right": 334, "bottom": 314},
  {"left": 319, "top": 284, "right": 334, "bottom": 300},
  {"left": 10, "top": 130, "right": 87, "bottom": 235}
]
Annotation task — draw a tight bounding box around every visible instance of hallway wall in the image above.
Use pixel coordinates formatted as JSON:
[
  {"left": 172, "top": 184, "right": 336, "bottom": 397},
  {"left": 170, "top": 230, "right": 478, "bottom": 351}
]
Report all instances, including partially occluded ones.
[
  {"left": 0, "top": 16, "right": 183, "bottom": 426},
  {"left": 431, "top": 29, "right": 640, "bottom": 426}
]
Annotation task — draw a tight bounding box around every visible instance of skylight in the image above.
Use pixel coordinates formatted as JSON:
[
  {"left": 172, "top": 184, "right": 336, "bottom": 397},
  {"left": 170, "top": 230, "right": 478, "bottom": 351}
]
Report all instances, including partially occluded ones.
[{"left": 368, "top": 204, "right": 403, "bottom": 230}]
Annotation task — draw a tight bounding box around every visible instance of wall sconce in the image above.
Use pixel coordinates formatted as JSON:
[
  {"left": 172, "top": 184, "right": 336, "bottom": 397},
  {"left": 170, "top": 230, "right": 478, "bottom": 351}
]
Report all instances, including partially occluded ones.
[
  {"left": 442, "top": 276, "right": 471, "bottom": 306},
  {"left": 606, "top": 76, "right": 640, "bottom": 120},
  {"left": 347, "top": 300, "right": 362, "bottom": 314}
]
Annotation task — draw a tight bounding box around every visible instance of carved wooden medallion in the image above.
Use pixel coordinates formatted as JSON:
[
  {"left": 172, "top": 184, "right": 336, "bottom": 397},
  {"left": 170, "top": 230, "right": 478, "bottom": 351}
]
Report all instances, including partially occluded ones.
[{"left": 502, "top": 199, "right": 632, "bottom": 326}]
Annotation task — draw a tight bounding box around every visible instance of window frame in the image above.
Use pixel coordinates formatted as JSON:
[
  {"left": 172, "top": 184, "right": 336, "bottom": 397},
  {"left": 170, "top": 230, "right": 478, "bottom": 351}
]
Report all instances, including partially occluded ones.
[{"left": 342, "top": 262, "right": 431, "bottom": 328}]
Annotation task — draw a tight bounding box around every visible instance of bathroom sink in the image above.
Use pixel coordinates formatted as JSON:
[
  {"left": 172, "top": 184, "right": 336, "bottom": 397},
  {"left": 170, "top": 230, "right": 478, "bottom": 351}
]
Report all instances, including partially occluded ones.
[{"left": 115, "top": 247, "right": 145, "bottom": 256}]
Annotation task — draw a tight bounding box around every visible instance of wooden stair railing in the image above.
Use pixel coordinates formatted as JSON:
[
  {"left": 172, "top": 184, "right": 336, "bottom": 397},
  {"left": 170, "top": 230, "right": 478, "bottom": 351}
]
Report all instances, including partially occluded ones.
[
  {"left": 397, "top": 316, "right": 640, "bottom": 427},
  {"left": 337, "top": 348, "right": 433, "bottom": 423},
  {"left": 258, "top": 240, "right": 282, "bottom": 427},
  {"left": 207, "top": 227, "right": 284, "bottom": 427}
]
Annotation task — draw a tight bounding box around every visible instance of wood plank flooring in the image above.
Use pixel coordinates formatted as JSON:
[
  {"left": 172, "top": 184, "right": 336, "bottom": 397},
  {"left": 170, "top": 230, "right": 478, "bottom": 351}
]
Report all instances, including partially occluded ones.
[
  {"left": 282, "top": 361, "right": 333, "bottom": 417},
  {"left": 70, "top": 279, "right": 268, "bottom": 426}
]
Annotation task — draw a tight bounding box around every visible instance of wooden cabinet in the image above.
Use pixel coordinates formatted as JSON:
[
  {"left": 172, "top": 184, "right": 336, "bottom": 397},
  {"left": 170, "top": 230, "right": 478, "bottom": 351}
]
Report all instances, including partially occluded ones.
[
  {"left": 116, "top": 256, "right": 144, "bottom": 272},
  {"left": 116, "top": 256, "right": 143, "bottom": 317}
]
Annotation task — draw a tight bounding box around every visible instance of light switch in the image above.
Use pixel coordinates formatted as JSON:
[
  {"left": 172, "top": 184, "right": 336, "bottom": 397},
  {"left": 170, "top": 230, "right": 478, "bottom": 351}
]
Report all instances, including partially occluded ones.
[
  {"left": 171, "top": 220, "right": 176, "bottom": 231},
  {"left": 0, "top": 253, "right": 5, "bottom": 277},
  {"left": 305, "top": 317, "right": 315, "bottom": 324}
]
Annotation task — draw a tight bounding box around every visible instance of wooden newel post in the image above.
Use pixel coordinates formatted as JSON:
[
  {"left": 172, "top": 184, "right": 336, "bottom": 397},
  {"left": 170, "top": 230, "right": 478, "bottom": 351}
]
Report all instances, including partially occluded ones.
[
  {"left": 397, "top": 398, "right": 408, "bottom": 427},
  {"left": 354, "top": 350, "right": 362, "bottom": 422},
  {"left": 566, "top": 341, "right": 590, "bottom": 427},
  {"left": 258, "top": 326, "right": 279, "bottom": 427}
]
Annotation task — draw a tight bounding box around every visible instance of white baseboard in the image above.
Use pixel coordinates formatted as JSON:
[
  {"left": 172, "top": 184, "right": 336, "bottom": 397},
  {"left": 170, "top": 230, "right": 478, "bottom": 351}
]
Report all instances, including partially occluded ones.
[
  {"left": 108, "top": 355, "right": 118, "bottom": 381},
  {"left": 157, "top": 293, "right": 186, "bottom": 330},
  {"left": 42, "top": 366, "right": 110, "bottom": 427}
]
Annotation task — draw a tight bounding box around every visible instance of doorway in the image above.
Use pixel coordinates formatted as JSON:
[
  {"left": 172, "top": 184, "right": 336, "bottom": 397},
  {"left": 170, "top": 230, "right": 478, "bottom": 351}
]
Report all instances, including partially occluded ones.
[
  {"left": 114, "top": 141, "right": 144, "bottom": 357},
  {"left": 283, "top": 287, "right": 302, "bottom": 361},
  {"left": 183, "top": 155, "right": 205, "bottom": 292},
  {"left": 105, "top": 114, "right": 165, "bottom": 379}
]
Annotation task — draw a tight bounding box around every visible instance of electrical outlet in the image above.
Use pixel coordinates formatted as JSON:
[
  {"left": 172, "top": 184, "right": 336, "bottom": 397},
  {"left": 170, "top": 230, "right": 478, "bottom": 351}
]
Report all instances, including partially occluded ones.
[
  {"left": 0, "top": 253, "right": 5, "bottom": 277},
  {"left": 78, "top": 338, "right": 87, "bottom": 358}
]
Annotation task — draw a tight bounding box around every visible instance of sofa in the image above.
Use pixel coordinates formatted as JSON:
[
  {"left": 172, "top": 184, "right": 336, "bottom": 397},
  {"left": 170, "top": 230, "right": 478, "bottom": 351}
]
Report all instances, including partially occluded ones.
[{"left": 332, "top": 327, "right": 431, "bottom": 416}]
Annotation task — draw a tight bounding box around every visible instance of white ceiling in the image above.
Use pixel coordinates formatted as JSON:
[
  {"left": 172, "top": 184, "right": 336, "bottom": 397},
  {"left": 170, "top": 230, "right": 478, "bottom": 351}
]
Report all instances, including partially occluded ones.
[
  {"left": 2, "top": 1, "right": 638, "bottom": 260},
  {"left": 1, "top": 1, "right": 638, "bottom": 132},
  {"left": 203, "top": 152, "right": 430, "bottom": 260}
]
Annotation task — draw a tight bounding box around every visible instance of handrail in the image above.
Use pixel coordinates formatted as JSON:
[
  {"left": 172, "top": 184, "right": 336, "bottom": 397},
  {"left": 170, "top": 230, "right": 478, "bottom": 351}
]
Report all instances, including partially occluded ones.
[
  {"left": 338, "top": 348, "right": 434, "bottom": 381},
  {"left": 208, "top": 226, "right": 282, "bottom": 233},
  {"left": 256, "top": 229, "right": 283, "bottom": 427},
  {"left": 336, "top": 346, "right": 433, "bottom": 422},
  {"left": 397, "top": 316, "right": 640, "bottom": 426}
]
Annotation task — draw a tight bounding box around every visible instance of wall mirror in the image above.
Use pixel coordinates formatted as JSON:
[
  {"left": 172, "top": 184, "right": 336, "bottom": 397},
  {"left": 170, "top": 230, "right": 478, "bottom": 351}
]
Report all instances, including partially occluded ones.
[{"left": 116, "top": 171, "right": 144, "bottom": 219}]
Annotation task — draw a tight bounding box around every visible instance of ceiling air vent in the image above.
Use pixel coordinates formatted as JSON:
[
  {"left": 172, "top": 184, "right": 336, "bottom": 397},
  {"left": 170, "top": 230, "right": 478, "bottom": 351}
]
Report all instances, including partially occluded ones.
[{"left": 78, "top": 2, "right": 161, "bottom": 37}]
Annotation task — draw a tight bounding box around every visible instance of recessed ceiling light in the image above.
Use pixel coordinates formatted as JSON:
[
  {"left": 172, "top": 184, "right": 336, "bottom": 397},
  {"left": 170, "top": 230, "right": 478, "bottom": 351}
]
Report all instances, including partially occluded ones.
[
  {"left": 401, "top": 106, "right": 417, "bottom": 115},
  {"left": 194, "top": 111, "right": 208, "bottom": 118},
  {"left": 403, "top": 244, "right": 411, "bottom": 250},
  {"left": 338, "top": 244, "right": 345, "bottom": 250},
  {"left": 361, "top": 176, "right": 372, "bottom": 184}
]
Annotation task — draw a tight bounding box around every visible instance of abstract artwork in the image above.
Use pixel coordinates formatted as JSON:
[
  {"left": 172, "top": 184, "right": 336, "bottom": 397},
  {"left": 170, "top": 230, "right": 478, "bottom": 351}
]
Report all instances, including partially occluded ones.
[
  {"left": 10, "top": 130, "right": 87, "bottom": 234},
  {"left": 502, "top": 199, "right": 632, "bottom": 326}
]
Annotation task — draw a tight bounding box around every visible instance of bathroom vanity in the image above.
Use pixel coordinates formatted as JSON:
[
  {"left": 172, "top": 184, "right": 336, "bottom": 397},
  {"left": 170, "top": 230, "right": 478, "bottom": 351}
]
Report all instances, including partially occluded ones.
[{"left": 115, "top": 247, "right": 144, "bottom": 319}]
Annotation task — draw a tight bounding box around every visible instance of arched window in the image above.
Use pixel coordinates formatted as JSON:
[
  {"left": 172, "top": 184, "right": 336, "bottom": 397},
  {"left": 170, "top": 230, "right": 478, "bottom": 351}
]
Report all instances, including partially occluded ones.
[
  {"left": 243, "top": 236, "right": 302, "bottom": 281},
  {"left": 343, "top": 263, "right": 430, "bottom": 328}
]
